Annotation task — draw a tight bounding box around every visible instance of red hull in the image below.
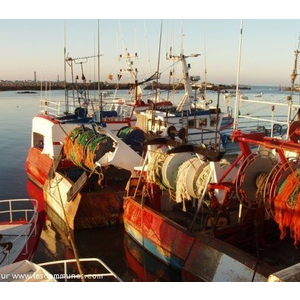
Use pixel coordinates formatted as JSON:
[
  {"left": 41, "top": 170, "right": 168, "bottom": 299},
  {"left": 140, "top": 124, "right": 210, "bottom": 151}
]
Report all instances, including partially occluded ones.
[
  {"left": 123, "top": 197, "right": 195, "bottom": 269},
  {"left": 26, "top": 147, "right": 52, "bottom": 188},
  {"left": 123, "top": 196, "right": 273, "bottom": 281},
  {"left": 26, "top": 147, "right": 74, "bottom": 189}
]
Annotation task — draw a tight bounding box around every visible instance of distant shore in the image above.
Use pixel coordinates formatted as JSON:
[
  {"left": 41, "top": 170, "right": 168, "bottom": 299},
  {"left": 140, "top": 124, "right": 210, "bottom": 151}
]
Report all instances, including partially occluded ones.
[{"left": 0, "top": 80, "right": 252, "bottom": 92}]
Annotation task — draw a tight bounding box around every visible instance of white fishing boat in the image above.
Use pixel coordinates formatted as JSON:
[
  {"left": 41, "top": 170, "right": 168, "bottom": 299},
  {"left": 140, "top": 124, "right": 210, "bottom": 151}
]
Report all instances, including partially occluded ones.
[
  {"left": 0, "top": 199, "right": 44, "bottom": 268},
  {"left": 25, "top": 25, "right": 143, "bottom": 230},
  {"left": 133, "top": 51, "right": 233, "bottom": 147}
]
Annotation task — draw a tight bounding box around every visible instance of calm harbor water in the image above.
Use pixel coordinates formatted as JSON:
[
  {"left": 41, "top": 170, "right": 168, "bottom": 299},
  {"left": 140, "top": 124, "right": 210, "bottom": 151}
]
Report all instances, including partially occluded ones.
[{"left": 0, "top": 86, "right": 294, "bottom": 281}]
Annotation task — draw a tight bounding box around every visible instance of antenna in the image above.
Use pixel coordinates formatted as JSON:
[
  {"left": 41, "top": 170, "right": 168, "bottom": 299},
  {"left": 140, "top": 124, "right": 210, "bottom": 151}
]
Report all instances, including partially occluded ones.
[
  {"left": 180, "top": 19, "right": 185, "bottom": 55},
  {"left": 143, "top": 20, "right": 152, "bottom": 74},
  {"left": 233, "top": 20, "right": 244, "bottom": 131},
  {"left": 154, "top": 20, "right": 163, "bottom": 104},
  {"left": 203, "top": 21, "right": 208, "bottom": 97}
]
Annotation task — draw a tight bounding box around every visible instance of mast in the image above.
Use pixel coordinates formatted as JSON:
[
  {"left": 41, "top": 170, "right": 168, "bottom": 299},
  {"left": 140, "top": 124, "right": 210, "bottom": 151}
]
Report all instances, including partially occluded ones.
[
  {"left": 203, "top": 22, "right": 208, "bottom": 99},
  {"left": 97, "top": 19, "right": 102, "bottom": 123},
  {"left": 287, "top": 37, "right": 300, "bottom": 133},
  {"left": 175, "top": 53, "right": 199, "bottom": 112},
  {"left": 233, "top": 20, "right": 244, "bottom": 131},
  {"left": 64, "top": 20, "right": 68, "bottom": 114},
  {"left": 97, "top": 19, "right": 101, "bottom": 96}
]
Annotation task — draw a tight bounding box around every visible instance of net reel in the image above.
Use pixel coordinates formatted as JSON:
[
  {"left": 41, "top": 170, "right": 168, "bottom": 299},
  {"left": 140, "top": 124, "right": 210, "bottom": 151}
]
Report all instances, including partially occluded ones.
[
  {"left": 288, "top": 121, "right": 300, "bottom": 143},
  {"left": 235, "top": 148, "right": 278, "bottom": 209},
  {"left": 263, "top": 156, "right": 300, "bottom": 218}
]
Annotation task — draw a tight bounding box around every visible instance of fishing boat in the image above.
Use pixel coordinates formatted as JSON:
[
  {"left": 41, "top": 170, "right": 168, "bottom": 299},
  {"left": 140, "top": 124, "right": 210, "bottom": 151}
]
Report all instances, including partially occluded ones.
[
  {"left": 122, "top": 32, "right": 300, "bottom": 282},
  {"left": 0, "top": 199, "right": 45, "bottom": 268},
  {"left": 131, "top": 52, "right": 234, "bottom": 147},
  {"left": 25, "top": 34, "right": 143, "bottom": 230},
  {"left": 97, "top": 50, "right": 172, "bottom": 140},
  {"left": 0, "top": 258, "right": 122, "bottom": 282},
  {"left": 25, "top": 98, "right": 142, "bottom": 230}
]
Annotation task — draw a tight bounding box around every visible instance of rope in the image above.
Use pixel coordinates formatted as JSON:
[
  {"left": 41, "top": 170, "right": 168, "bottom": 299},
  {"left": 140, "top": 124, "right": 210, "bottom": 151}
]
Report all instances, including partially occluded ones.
[
  {"left": 146, "top": 149, "right": 212, "bottom": 212},
  {"left": 146, "top": 148, "right": 168, "bottom": 189},
  {"left": 255, "top": 172, "right": 268, "bottom": 204},
  {"left": 48, "top": 163, "right": 86, "bottom": 281},
  {"left": 175, "top": 159, "right": 194, "bottom": 211},
  {"left": 175, "top": 159, "right": 210, "bottom": 212},
  {"left": 0, "top": 242, "right": 12, "bottom": 265}
]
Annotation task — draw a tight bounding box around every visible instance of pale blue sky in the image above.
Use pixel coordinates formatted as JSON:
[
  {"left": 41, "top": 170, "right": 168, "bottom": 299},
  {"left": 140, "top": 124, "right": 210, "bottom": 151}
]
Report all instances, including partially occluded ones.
[{"left": 1, "top": 19, "right": 300, "bottom": 86}]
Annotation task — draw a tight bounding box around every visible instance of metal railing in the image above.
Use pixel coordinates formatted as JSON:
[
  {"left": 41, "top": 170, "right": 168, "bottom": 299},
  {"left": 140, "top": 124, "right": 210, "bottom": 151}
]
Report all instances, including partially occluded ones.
[
  {"left": 39, "top": 258, "right": 122, "bottom": 282},
  {"left": 0, "top": 199, "right": 38, "bottom": 262},
  {"left": 40, "top": 99, "right": 61, "bottom": 117},
  {"left": 237, "top": 97, "right": 300, "bottom": 136},
  {"left": 39, "top": 94, "right": 135, "bottom": 121}
]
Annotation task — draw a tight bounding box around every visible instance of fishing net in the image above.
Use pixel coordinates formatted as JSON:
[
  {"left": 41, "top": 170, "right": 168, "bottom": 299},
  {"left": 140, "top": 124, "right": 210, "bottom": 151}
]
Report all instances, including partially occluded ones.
[
  {"left": 273, "top": 169, "right": 300, "bottom": 246},
  {"left": 84, "top": 135, "right": 109, "bottom": 170},
  {"left": 64, "top": 127, "right": 114, "bottom": 171},
  {"left": 64, "top": 127, "right": 84, "bottom": 165},
  {"left": 117, "top": 126, "right": 145, "bottom": 154},
  {"left": 147, "top": 148, "right": 168, "bottom": 189},
  {"left": 118, "top": 127, "right": 133, "bottom": 141}
]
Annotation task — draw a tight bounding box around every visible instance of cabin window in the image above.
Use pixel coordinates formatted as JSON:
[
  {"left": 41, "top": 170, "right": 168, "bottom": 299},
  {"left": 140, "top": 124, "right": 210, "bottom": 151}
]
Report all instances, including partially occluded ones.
[
  {"left": 188, "top": 119, "right": 196, "bottom": 128},
  {"left": 198, "top": 118, "right": 207, "bottom": 127},
  {"left": 210, "top": 116, "right": 219, "bottom": 127},
  {"left": 33, "top": 132, "right": 44, "bottom": 149}
]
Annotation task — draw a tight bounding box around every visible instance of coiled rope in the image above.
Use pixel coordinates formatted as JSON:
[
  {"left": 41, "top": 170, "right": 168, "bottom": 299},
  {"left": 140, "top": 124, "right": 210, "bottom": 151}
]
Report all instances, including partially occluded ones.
[
  {"left": 147, "top": 149, "right": 211, "bottom": 212},
  {"left": 176, "top": 159, "right": 210, "bottom": 211},
  {"left": 146, "top": 148, "right": 168, "bottom": 189}
]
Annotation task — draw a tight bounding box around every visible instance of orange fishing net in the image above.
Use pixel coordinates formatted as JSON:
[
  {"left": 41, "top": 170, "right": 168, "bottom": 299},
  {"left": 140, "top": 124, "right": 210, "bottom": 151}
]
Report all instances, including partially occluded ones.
[{"left": 274, "top": 169, "right": 300, "bottom": 246}]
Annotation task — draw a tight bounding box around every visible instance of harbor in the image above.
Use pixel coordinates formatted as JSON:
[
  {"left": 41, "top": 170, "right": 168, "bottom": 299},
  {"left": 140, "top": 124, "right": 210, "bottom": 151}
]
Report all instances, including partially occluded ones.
[
  {"left": 1, "top": 84, "right": 300, "bottom": 282},
  {"left": 1, "top": 16, "right": 300, "bottom": 298}
]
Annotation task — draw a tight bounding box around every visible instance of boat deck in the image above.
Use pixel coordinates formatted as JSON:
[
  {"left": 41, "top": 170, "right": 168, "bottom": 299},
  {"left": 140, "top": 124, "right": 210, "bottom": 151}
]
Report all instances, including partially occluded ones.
[{"left": 151, "top": 200, "right": 300, "bottom": 273}]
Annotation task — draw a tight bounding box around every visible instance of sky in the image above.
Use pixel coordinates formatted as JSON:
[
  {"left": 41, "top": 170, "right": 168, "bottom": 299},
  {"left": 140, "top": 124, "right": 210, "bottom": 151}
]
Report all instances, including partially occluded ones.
[{"left": 1, "top": 2, "right": 300, "bottom": 87}]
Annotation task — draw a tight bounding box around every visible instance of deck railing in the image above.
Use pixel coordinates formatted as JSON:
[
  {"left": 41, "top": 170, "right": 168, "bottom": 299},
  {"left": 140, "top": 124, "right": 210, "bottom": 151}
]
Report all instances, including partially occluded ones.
[{"left": 39, "top": 258, "right": 122, "bottom": 282}]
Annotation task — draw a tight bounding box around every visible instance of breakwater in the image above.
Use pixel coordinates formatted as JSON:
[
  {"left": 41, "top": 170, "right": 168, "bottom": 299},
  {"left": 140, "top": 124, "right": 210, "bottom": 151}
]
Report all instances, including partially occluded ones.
[{"left": 0, "top": 80, "right": 251, "bottom": 92}]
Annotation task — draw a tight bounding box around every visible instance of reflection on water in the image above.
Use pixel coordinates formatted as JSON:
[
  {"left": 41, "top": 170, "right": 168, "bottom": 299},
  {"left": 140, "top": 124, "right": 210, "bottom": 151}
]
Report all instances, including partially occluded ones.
[
  {"left": 27, "top": 178, "right": 180, "bottom": 282},
  {"left": 123, "top": 233, "right": 182, "bottom": 282},
  {"left": 32, "top": 201, "right": 182, "bottom": 281}
]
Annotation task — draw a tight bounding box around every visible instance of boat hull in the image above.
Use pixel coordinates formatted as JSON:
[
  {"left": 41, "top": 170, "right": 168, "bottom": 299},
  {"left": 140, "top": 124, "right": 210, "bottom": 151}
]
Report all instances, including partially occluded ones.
[
  {"left": 26, "top": 147, "right": 52, "bottom": 189},
  {"left": 123, "top": 196, "right": 194, "bottom": 270},
  {"left": 123, "top": 233, "right": 182, "bottom": 281},
  {"left": 44, "top": 172, "right": 123, "bottom": 230},
  {"left": 26, "top": 145, "right": 127, "bottom": 230},
  {"left": 0, "top": 200, "right": 45, "bottom": 267},
  {"left": 14, "top": 210, "right": 46, "bottom": 264},
  {"left": 123, "top": 196, "right": 273, "bottom": 281}
]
